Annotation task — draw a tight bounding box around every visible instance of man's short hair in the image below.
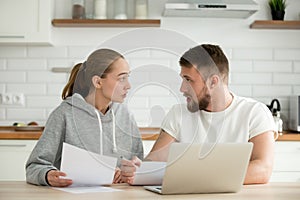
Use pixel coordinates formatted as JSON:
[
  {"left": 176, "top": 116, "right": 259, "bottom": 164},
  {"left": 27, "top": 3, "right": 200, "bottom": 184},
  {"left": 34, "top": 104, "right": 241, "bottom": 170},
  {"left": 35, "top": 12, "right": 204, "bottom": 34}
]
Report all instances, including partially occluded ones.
[{"left": 179, "top": 44, "right": 229, "bottom": 84}]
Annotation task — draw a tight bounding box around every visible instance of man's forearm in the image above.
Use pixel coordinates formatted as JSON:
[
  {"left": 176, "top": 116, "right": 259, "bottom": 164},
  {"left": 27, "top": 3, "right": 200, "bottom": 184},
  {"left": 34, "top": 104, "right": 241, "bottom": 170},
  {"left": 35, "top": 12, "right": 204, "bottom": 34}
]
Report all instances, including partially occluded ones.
[{"left": 244, "top": 159, "right": 273, "bottom": 184}]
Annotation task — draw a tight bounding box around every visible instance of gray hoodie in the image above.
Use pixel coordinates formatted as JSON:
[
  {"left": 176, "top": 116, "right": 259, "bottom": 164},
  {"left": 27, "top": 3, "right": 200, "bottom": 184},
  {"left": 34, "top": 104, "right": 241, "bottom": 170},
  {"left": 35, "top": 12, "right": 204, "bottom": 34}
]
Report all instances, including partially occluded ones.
[{"left": 26, "top": 93, "right": 143, "bottom": 186}]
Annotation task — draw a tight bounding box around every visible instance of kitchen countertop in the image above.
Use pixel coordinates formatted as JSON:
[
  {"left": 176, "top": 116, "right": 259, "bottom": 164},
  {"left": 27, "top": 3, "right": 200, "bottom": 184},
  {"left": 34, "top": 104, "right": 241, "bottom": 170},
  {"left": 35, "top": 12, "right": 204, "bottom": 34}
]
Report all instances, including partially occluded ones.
[
  {"left": 0, "top": 126, "right": 300, "bottom": 141},
  {"left": 0, "top": 126, "right": 160, "bottom": 141}
]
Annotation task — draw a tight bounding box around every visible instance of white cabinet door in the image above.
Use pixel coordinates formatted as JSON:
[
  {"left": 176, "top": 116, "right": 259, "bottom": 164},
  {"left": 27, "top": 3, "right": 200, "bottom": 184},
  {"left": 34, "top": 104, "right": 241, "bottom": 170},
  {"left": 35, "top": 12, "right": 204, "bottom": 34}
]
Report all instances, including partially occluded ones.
[
  {"left": 0, "top": 140, "right": 37, "bottom": 181},
  {"left": 0, "top": 0, "right": 52, "bottom": 44},
  {"left": 270, "top": 142, "right": 300, "bottom": 182},
  {"left": 142, "top": 140, "right": 155, "bottom": 158}
]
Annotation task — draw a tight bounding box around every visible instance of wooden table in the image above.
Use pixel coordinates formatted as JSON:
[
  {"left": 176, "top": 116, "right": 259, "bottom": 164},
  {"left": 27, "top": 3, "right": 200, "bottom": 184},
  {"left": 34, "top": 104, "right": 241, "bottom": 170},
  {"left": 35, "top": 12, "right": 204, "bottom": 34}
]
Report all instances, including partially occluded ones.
[{"left": 0, "top": 181, "right": 299, "bottom": 200}]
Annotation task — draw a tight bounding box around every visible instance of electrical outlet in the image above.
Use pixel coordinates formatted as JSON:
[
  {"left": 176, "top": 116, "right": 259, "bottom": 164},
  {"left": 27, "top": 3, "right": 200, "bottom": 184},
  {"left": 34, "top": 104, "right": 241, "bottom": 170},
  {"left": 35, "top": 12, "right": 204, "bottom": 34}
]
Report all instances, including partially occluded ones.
[
  {"left": 0, "top": 93, "right": 13, "bottom": 105},
  {"left": 0, "top": 93, "right": 25, "bottom": 106},
  {"left": 12, "top": 93, "right": 25, "bottom": 106}
]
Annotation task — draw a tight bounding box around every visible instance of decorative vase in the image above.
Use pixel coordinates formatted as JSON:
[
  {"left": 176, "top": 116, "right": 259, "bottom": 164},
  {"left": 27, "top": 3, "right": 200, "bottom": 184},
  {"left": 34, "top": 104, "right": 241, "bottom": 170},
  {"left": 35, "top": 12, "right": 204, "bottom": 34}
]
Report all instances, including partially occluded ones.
[{"left": 271, "top": 10, "right": 285, "bottom": 20}]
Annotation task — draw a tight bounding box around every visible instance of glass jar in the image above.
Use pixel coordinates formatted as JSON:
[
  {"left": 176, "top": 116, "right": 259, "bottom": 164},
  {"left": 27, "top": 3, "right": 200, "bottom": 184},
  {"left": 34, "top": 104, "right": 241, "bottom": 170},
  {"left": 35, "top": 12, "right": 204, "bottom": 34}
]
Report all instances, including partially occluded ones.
[
  {"left": 85, "top": 0, "right": 94, "bottom": 19},
  {"left": 94, "top": 0, "right": 107, "bottom": 19},
  {"left": 126, "top": 0, "right": 135, "bottom": 19},
  {"left": 114, "top": 0, "right": 127, "bottom": 19},
  {"left": 72, "top": 0, "right": 85, "bottom": 19},
  {"left": 135, "top": 0, "right": 147, "bottom": 19}
]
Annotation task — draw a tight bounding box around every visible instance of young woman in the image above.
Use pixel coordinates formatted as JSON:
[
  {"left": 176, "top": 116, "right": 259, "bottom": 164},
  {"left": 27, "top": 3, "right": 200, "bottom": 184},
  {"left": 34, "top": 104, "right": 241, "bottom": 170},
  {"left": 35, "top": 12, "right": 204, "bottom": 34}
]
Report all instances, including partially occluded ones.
[{"left": 26, "top": 49, "right": 144, "bottom": 187}]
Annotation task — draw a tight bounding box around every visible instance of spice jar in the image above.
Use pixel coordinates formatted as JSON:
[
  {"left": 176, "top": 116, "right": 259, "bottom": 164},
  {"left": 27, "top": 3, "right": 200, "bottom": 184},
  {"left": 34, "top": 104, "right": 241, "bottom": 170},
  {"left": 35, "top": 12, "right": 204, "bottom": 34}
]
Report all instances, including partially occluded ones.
[
  {"left": 94, "top": 0, "right": 107, "bottom": 19},
  {"left": 72, "top": 0, "right": 86, "bottom": 19},
  {"left": 85, "top": 0, "right": 95, "bottom": 19},
  {"left": 135, "top": 0, "right": 148, "bottom": 19},
  {"left": 114, "top": 0, "right": 127, "bottom": 19}
]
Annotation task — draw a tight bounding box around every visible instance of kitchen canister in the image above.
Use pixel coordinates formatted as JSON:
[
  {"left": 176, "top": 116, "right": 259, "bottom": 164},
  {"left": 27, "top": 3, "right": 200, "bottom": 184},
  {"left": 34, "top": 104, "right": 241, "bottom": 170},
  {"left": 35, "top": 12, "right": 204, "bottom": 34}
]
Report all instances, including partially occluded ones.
[
  {"left": 135, "top": 0, "right": 148, "bottom": 19},
  {"left": 114, "top": 0, "right": 127, "bottom": 19},
  {"left": 72, "top": 0, "right": 85, "bottom": 19},
  {"left": 85, "top": 0, "right": 94, "bottom": 19},
  {"left": 94, "top": 0, "right": 107, "bottom": 19}
]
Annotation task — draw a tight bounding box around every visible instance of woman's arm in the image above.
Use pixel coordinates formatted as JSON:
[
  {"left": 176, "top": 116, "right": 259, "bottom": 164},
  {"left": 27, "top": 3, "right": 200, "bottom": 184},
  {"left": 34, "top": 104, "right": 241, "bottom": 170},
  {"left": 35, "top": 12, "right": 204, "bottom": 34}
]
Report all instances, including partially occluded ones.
[{"left": 25, "top": 108, "right": 68, "bottom": 186}]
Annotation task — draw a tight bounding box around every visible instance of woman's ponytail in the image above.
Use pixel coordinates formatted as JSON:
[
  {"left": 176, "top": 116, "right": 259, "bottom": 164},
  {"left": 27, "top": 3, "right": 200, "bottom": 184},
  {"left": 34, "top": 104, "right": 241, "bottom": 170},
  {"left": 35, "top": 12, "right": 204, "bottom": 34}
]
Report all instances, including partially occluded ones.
[{"left": 61, "top": 63, "right": 82, "bottom": 100}]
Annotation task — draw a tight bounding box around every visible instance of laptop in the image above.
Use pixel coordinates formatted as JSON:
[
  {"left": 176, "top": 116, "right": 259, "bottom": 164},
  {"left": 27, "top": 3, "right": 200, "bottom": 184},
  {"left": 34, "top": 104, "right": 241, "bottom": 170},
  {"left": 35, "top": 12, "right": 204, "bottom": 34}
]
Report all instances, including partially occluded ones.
[{"left": 144, "top": 142, "right": 253, "bottom": 195}]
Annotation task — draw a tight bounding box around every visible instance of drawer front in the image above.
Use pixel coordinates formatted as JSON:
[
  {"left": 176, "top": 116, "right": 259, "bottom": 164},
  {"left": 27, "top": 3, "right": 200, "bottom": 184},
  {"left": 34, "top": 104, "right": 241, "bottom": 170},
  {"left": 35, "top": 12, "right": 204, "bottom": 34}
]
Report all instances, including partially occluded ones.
[
  {"left": 0, "top": 140, "right": 37, "bottom": 180},
  {"left": 142, "top": 140, "right": 155, "bottom": 157},
  {"left": 0, "top": 140, "right": 37, "bottom": 152},
  {"left": 270, "top": 172, "right": 300, "bottom": 182},
  {"left": 275, "top": 142, "right": 300, "bottom": 153},
  {"left": 273, "top": 153, "right": 300, "bottom": 171},
  {"left": 274, "top": 142, "right": 300, "bottom": 172}
]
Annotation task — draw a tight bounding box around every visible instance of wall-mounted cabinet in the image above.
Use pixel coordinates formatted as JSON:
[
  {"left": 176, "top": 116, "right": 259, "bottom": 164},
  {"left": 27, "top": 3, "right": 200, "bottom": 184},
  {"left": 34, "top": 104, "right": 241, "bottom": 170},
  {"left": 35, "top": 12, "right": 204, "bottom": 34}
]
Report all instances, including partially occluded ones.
[
  {"left": 250, "top": 20, "right": 300, "bottom": 29},
  {"left": 0, "top": 0, "right": 52, "bottom": 44},
  {"left": 52, "top": 19, "right": 161, "bottom": 28}
]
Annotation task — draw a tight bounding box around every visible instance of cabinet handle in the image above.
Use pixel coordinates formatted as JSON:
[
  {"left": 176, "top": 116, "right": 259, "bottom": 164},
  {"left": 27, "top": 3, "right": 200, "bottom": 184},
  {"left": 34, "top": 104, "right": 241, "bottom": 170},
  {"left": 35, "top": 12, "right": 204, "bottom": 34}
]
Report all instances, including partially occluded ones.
[
  {"left": 0, "top": 144, "right": 27, "bottom": 147},
  {"left": 0, "top": 35, "right": 25, "bottom": 39}
]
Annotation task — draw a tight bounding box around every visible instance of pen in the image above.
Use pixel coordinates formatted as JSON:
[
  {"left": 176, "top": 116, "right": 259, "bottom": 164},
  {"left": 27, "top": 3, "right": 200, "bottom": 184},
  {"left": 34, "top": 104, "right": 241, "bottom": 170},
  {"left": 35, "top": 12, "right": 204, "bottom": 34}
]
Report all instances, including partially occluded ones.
[{"left": 120, "top": 155, "right": 129, "bottom": 161}]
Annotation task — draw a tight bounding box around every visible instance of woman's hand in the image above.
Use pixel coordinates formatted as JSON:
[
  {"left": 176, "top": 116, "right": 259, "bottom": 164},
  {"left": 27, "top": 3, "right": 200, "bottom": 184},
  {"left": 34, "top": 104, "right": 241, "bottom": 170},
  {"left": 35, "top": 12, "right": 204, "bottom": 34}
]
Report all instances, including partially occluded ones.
[
  {"left": 46, "top": 170, "right": 73, "bottom": 187},
  {"left": 113, "top": 167, "right": 122, "bottom": 183},
  {"left": 120, "top": 156, "right": 141, "bottom": 184}
]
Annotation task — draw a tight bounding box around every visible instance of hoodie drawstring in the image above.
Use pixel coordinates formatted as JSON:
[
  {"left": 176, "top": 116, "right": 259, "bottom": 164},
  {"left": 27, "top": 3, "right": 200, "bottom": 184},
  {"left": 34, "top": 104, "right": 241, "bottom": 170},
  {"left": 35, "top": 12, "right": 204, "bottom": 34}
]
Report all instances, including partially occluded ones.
[
  {"left": 111, "top": 110, "right": 117, "bottom": 153},
  {"left": 95, "top": 109, "right": 117, "bottom": 155}
]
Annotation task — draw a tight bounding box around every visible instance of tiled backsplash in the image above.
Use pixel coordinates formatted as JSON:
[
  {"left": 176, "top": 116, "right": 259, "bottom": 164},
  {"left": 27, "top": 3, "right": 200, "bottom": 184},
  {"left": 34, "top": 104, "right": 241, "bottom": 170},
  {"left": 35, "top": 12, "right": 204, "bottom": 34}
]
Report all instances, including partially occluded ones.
[{"left": 0, "top": 45, "right": 299, "bottom": 129}]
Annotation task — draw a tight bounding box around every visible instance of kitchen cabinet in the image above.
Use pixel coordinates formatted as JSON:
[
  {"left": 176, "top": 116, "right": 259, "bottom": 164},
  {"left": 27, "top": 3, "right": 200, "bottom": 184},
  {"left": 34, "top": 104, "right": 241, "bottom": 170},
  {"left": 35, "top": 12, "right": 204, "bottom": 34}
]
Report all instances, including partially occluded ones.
[
  {"left": 270, "top": 142, "right": 300, "bottom": 182},
  {"left": 0, "top": 0, "right": 52, "bottom": 44},
  {"left": 0, "top": 140, "right": 37, "bottom": 181},
  {"left": 143, "top": 140, "right": 155, "bottom": 157},
  {"left": 0, "top": 139, "right": 153, "bottom": 181}
]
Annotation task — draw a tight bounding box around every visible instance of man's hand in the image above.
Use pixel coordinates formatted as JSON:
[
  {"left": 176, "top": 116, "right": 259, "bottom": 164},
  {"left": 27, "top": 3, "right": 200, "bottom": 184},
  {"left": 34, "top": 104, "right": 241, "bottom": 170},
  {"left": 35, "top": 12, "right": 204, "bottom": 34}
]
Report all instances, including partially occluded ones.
[
  {"left": 120, "top": 156, "right": 141, "bottom": 184},
  {"left": 46, "top": 170, "right": 73, "bottom": 187}
]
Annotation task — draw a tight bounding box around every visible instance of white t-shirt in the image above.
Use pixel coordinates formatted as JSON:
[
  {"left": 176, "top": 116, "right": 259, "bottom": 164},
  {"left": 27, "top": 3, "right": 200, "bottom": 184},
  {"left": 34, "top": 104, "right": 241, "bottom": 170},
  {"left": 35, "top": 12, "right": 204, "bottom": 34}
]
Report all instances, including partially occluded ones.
[{"left": 161, "top": 94, "right": 276, "bottom": 143}]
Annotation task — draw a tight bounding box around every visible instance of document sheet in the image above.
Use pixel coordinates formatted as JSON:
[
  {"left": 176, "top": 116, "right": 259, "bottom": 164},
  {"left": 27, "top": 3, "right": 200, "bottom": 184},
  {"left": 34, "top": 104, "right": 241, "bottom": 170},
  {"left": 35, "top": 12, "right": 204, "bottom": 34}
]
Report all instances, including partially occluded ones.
[
  {"left": 132, "top": 161, "right": 166, "bottom": 185},
  {"left": 60, "top": 142, "right": 117, "bottom": 186}
]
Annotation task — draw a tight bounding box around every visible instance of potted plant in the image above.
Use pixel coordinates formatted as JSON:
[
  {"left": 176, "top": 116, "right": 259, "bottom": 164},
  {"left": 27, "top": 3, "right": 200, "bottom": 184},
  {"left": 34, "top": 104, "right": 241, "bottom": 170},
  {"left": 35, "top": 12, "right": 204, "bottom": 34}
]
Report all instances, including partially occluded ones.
[{"left": 268, "top": 0, "right": 287, "bottom": 20}]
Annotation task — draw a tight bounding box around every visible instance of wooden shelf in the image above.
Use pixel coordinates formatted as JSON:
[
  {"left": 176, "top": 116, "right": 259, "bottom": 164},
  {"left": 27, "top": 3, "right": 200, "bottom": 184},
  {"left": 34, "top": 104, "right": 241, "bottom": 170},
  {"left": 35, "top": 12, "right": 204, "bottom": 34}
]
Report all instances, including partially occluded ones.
[
  {"left": 52, "top": 19, "right": 161, "bottom": 28},
  {"left": 250, "top": 20, "right": 300, "bottom": 29}
]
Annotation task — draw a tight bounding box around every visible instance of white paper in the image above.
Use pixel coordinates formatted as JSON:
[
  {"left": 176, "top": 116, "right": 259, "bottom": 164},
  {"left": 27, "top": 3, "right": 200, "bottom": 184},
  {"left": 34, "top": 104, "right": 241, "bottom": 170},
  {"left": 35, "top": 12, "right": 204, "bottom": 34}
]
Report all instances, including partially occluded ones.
[
  {"left": 132, "top": 161, "right": 166, "bottom": 185},
  {"left": 53, "top": 186, "right": 121, "bottom": 194},
  {"left": 60, "top": 142, "right": 117, "bottom": 186}
]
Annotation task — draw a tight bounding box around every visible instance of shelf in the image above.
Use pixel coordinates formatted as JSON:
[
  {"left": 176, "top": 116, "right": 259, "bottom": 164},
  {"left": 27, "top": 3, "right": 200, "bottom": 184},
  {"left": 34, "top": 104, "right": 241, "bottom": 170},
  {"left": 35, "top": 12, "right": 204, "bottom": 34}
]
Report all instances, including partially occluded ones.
[
  {"left": 250, "top": 20, "right": 300, "bottom": 29},
  {"left": 52, "top": 19, "right": 161, "bottom": 28}
]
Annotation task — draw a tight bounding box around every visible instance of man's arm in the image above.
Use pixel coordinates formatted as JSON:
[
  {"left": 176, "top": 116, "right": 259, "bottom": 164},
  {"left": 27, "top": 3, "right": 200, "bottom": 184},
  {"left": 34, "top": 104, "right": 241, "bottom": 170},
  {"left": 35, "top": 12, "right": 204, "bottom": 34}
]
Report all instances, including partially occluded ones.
[
  {"left": 120, "top": 130, "right": 175, "bottom": 184},
  {"left": 244, "top": 131, "right": 275, "bottom": 184},
  {"left": 145, "top": 130, "right": 176, "bottom": 161}
]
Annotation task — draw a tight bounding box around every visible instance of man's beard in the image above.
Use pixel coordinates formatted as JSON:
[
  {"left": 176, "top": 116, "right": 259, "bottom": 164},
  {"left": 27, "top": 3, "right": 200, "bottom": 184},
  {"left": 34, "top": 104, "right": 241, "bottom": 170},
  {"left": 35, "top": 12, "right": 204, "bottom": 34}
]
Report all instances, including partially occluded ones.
[{"left": 186, "top": 89, "right": 211, "bottom": 113}]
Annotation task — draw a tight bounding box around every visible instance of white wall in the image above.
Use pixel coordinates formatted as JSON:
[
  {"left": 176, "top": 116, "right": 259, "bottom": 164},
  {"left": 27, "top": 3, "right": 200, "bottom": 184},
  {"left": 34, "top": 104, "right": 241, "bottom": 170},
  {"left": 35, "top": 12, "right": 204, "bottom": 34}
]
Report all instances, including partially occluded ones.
[{"left": 0, "top": 0, "right": 300, "bottom": 128}]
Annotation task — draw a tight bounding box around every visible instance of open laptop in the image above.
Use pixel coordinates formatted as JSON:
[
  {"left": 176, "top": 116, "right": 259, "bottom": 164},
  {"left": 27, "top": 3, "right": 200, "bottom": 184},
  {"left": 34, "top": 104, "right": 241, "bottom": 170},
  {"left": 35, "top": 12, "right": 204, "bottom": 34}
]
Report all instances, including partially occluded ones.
[{"left": 144, "top": 142, "right": 253, "bottom": 195}]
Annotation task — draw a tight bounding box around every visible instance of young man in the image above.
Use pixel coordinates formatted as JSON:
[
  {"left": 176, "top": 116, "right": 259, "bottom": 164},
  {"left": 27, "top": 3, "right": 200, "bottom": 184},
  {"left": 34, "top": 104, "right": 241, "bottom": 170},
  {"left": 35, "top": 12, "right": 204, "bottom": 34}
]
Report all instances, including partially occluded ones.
[{"left": 121, "top": 44, "right": 276, "bottom": 185}]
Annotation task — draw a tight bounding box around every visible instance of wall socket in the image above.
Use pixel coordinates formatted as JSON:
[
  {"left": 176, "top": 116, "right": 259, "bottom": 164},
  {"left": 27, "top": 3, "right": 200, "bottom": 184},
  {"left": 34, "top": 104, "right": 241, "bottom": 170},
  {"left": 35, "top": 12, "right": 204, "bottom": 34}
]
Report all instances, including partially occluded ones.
[{"left": 0, "top": 93, "right": 25, "bottom": 106}]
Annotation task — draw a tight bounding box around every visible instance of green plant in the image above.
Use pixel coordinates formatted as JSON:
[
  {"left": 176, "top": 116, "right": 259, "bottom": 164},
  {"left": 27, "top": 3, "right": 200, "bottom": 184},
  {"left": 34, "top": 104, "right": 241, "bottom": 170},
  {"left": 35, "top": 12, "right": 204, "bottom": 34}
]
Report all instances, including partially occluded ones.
[{"left": 268, "top": 0, "right": 287, "bottom": 11}]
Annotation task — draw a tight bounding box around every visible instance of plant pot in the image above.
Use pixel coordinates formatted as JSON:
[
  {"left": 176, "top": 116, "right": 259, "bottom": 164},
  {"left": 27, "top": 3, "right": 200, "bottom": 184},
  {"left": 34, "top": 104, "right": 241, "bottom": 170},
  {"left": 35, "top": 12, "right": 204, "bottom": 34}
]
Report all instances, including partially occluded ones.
[{"left": 271, "top": 10, "right": 285, "bottom": 20}]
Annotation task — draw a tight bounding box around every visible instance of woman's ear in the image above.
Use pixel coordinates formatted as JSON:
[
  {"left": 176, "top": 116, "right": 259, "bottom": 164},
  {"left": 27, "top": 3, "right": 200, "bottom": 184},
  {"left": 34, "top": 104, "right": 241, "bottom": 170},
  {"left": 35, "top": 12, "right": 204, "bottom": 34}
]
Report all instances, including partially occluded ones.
[{"left": 92, "top": 75, "right": 102, "bottom": 89}]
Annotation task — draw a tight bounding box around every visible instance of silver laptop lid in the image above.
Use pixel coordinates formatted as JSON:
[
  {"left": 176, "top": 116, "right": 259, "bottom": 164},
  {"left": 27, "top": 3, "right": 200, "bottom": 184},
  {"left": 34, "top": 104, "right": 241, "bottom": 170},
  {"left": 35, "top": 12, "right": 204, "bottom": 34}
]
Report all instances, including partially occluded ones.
[{"left": 161, "top": 143, "right": 253, "bottom": 194}]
